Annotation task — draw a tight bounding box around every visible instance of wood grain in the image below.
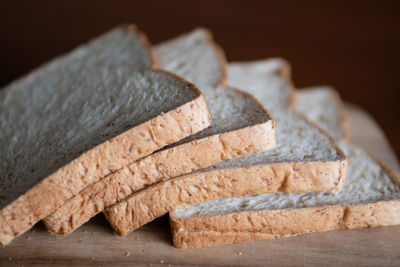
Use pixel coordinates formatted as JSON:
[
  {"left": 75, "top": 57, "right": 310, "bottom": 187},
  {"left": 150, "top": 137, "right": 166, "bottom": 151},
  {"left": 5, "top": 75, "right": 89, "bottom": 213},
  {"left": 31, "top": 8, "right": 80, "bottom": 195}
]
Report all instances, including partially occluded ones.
[{"left": 0, "top": 105, "right": 399, "bottom": 266}]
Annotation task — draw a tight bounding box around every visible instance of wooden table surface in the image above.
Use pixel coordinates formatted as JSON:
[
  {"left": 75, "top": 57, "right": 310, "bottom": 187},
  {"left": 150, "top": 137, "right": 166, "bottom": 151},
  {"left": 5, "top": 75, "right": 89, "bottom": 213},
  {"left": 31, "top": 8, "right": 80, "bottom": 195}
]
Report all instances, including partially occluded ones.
[{"left": 0, "top": 105, "right": 399, "bottom": 266}]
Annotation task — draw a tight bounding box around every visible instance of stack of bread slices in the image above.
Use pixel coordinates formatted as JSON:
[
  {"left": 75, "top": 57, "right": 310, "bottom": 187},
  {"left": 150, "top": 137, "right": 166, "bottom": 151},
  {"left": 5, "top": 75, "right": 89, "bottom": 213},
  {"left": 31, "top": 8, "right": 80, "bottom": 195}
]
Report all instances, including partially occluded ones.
[{"left": 1, "top": 25, "right": 399, "bottom": 248}]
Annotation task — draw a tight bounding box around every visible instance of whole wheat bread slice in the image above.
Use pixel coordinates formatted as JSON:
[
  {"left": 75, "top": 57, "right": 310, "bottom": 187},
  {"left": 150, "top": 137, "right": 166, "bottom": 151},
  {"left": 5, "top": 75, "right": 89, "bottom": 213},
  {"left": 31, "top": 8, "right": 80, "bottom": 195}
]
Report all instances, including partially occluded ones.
[
  {"left": 0, "top": 25, "right": 211, "bottom": 245},
  {"left": 295, "top": 86, "right": 349, "bottom": 140},
  {"left": 42, "top": 29, "right": 276, "bottom": 235},
  {"left": 103, "top": 59, "right": 347, "bottom": 237},
  {"left": 170, "top": 142, "right": 400, "bottom": 248}
]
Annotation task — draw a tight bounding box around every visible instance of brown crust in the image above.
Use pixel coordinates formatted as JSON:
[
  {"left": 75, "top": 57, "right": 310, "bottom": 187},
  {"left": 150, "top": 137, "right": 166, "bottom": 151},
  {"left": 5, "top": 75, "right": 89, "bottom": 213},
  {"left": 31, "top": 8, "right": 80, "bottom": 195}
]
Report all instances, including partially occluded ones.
[
  {"left": 0, "top": 25, "right": 211, "bottom": 246},
  {"left": 170, "top": 206, "right": 344, "bottom": 248},
  {"left": 172, "top": 199, "right": 400, "bottom": 248},
  {"left": 103, "top": 158, "right": 347, "bottom": 237},
  {"left": 170, "top": 148, "right": 400, "bottom": 249},
  {"left": 43, "top": 112, "right": 276, "bottom": 235}
]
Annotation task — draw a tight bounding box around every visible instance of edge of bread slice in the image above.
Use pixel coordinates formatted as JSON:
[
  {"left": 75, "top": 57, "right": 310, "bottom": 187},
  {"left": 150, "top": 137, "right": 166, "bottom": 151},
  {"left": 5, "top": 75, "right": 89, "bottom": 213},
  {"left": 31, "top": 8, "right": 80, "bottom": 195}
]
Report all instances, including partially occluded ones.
[
  {"left": 169, "top": 142, "right": 400, "bottom": 248},
  {"left": 102, "top": 59, "right": 347, "bottom": 237},
  {"left": 0, "top": 25, "right": 211, "bottom": 245},
  {"left": 42, "top": 29, "right": 276, "bottom": 235},
  {"left": 295, "top": 86, "right": 349, "bottom": 141}
]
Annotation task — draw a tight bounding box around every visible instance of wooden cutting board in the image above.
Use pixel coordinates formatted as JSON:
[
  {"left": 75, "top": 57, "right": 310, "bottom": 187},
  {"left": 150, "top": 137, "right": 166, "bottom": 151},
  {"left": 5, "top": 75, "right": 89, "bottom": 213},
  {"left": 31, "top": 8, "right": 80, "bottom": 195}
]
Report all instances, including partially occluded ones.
[{"left": 1, "top": 105, "right": 399, "bottom": 266}]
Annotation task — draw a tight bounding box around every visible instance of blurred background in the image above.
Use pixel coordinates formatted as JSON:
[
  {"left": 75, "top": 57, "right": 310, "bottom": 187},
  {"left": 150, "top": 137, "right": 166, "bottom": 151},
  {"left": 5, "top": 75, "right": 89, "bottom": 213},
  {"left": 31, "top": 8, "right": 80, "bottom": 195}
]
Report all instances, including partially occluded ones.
[{"left": 1, "top": 0, "right": 399, "bottom": 157}]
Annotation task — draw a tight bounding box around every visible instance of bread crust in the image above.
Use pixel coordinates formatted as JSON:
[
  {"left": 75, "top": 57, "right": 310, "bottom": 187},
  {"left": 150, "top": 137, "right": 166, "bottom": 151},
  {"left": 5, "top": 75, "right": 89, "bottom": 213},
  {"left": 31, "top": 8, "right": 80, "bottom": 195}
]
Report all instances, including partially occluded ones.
[
  {"left": 169, "top": 154, "right": 400, "bottom": 249},
  {"left": 0, "top": 25, "right": 211, "bottom": 246},
  {"left": 103, "top": 158, "right": 347, "bottom": 236},
  {"left": 43, "top": 116, "right": 276, "bottom": 235},
  {"left": 172, "top": 200, "right": 400, "bottom": 248}
]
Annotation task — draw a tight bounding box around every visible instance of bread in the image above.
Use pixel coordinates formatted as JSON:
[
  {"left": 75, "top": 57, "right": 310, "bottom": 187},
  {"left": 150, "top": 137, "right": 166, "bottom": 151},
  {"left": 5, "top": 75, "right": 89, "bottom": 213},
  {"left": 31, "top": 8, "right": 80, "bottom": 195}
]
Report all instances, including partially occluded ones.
[
  {"left": 295, "top": 86, "right": 349, "bottom": 140},
  {"left": 169, "top": 142, "right": 400, "bottom": 248},
  {"left": 43, "top": 29, "right": 276, "bottom": 235},
  {"left": 0, "top": 25, "right": 211, "bottom": 245},
  {"left": 169, "top": 85, "right": 393, "bottom": 248},
  {"left": 154, "top": 28, "right": 226, "bottom": 89},
  {"left": 103, "top": 59, "right": 347, "bottom": 237},
  {"left": 227, "top": 59, "right": 295, "bottom": 112}
]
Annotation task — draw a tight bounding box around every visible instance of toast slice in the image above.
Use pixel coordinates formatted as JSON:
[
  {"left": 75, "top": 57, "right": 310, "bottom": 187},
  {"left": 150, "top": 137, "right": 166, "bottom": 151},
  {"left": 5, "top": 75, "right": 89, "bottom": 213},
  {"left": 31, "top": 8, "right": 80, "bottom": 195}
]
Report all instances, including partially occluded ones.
[
  {"left": 295, "top": 86, "right": 349, "bottom": 140},
  {"left": 170, "top": 142, "right": 400, "bottom": 248},
  {"left": 0, "top": 26, "right": 211, "bottom": 245},
  {"left": 227, "top": 59, "right": 295, "bottom": 112},
  {"left": 43, "top": 29, "right": 276, "bottom": 235},
  {"left": 103, "top": 59, "right": 347, "bottom": 237}
]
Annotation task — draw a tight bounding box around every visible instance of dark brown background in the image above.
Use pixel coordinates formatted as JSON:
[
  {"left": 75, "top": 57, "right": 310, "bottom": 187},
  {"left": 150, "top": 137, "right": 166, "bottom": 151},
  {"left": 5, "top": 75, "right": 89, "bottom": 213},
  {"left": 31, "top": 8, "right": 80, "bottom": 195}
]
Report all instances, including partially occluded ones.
[{"left": 1, "top": 0, "right": 399, "bottom": 157}]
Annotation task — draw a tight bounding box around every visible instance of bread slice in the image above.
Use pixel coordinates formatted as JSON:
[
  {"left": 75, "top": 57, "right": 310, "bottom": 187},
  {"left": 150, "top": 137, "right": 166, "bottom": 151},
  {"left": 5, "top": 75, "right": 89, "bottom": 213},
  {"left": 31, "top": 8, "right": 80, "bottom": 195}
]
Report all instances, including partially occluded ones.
[
  {"left": 295, "top": 86, "right": 349, "bottom": 140},
  {"left": 0, "top": 25, "right": 211, "bottom": 245},
  {"left": 103, "top": 59, "right": 347, "bottom": 237},
  {"left": 170, "top": 142, "right": 400, "bottom": 248},
  {"left": 227, "top": 59, "right": 295, "bottom": 112},
  {"left": 154, "top": 28, "right": 226, "bottom": 89},
  {"left": 42, "top": 29, "right": 276, "bottom": 235}
]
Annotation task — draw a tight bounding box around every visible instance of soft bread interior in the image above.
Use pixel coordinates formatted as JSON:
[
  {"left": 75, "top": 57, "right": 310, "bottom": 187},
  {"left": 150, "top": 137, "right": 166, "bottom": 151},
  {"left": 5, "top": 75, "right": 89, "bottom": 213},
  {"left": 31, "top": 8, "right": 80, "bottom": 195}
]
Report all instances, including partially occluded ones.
[{"left": 228, "top": 59, "right": 292, "bottom": 112}]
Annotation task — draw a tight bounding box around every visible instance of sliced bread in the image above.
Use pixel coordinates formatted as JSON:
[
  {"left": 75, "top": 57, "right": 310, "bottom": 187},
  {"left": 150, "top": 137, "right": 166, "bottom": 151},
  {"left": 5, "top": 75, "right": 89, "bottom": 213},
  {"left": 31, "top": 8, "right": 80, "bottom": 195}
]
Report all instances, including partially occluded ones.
[
  {"left": 227, "top": 59, "right": 295, "bottom": 112},
  {"left": 0, "top": 25, "right": 211, "bottom": 245},
  {"left": 170, "top": 142, "right": 400, "bottom": 248},
  {"left": 103, "top": 59, "right": 347, "bottom": 237},
  {"left": 295, "top": 86, "right": 349, "bottom": 140},
  {"left": 42, "top": 29, "right": 276, "bottom": 235}
]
